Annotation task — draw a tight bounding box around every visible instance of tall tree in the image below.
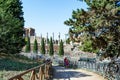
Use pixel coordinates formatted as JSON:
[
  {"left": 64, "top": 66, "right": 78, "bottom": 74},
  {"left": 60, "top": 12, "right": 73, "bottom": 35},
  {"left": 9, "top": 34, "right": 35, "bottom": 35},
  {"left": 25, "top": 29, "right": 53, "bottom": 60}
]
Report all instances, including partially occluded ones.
[
  {"left": 66, "top": 38, "right": 70, "bottom": 44},
  {"left": 0, "top": 0, "right": 25, "bottom": 54},
  {"left": 49, "top": 37, "right": 54, "bottom": 56},
  {"left": 33, "top": 39, "right": 38, "bottom": 53},
  {"left": 47, "top": 38, "right": 49, "bottom": 44},
  {"left": 65, "top": 0, "right": 120, "bottom": 58},
  {"left": 59, "top": 40, "right": 64, "bottom": 56},
  {"left": 25, "top": 37, "right": 31, "bottom": 53},
  {"left": 40, "top": 38, "right": 45, "bottom": 55}
]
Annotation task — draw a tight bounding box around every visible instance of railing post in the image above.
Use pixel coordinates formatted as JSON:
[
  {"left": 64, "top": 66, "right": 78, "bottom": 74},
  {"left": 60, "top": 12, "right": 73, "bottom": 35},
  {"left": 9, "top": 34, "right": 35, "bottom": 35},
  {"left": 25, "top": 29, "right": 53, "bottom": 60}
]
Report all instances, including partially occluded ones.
[
  {"left": 49, "top": 62, "right": 53, "bottom": 79},
  {"left": 30, "top": 70, "right": 36, "bottom": 80},
  {"left": 39, "top": 67, "right": 43, "bottom": 80},
  {"left": 44, "top": 64, "right": 47, "bottom": 79},
  {"left": 45, "top": 64, "right": 49, "bottom": 79}
]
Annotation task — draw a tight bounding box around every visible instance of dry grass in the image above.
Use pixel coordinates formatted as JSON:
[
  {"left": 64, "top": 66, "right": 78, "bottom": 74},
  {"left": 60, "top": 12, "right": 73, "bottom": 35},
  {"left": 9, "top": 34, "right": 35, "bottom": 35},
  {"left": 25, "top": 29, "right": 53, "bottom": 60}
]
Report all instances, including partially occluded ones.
[{"left": 0, "top": 53, "right": 42, "bottom": 80}]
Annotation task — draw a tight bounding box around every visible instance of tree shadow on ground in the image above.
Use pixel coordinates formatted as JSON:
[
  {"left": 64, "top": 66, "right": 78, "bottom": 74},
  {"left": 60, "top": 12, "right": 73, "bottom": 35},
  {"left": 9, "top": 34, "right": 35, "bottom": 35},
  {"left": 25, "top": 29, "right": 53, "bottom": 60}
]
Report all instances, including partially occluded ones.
[{"left": 53, "top": 66, "right": 91, "bottom": 80}]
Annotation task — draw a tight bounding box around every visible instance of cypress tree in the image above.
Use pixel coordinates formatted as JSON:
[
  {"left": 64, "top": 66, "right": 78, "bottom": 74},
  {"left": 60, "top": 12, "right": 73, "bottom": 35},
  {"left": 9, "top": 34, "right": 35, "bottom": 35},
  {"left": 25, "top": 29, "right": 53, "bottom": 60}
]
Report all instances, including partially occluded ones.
[
  {"left": 59, "top": 40, "right": 64, "bottom": 56},
  {"left": 0, "top": 0, "right": 25, "bottom": 54},
  {"left": 49, "top": 37, "right": 54, "bottom": 56},
  {"left": 40, "top": 38, "right": 45, "bottom": 55},
  {"left": 47, "top": 38, "right": 50, "bottom": 44},
  {"left": 33, "top": 39, "right": 38, "bottom": 53},
  {"left": 25, "top": 37, "right": 31, "bottom": 53}
]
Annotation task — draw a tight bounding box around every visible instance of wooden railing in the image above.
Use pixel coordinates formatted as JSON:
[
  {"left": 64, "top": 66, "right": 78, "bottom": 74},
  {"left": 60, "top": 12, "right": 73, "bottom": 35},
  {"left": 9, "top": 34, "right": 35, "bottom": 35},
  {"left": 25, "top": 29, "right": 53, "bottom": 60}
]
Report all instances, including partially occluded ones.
[{"left": 8, "top": 61, "right": 53, "bottom": 80}]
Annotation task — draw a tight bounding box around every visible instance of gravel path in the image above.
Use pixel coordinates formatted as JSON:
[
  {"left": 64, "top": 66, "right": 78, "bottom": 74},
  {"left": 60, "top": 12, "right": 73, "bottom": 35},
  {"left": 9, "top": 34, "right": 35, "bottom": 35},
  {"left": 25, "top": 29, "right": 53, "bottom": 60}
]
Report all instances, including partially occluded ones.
[{"left": 53, "top": 66, "right": 107, "bottom": 80}]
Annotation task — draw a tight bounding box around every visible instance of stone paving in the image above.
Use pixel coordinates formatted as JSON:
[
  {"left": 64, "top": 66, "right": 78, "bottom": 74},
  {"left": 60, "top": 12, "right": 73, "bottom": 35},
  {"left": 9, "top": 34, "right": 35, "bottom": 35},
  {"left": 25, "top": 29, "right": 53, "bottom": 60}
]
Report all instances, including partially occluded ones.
[{"left": 53, "top": 66, "right": 107, "bottom": 80}]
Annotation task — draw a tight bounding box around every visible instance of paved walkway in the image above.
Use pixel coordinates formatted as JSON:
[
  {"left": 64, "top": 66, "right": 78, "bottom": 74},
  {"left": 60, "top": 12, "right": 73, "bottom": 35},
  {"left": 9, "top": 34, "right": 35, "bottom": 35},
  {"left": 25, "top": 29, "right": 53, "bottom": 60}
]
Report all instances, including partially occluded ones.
[{"left": 53, "top": 66, "right": 107, "bottom": 80}]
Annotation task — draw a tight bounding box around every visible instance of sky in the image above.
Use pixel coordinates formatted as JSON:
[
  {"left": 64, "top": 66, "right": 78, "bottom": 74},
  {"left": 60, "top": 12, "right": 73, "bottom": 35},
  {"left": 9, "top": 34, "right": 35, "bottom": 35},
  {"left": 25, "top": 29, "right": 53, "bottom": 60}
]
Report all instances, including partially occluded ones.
[{"left": 22, "top": 0, "right": 88, "bottom": 40}]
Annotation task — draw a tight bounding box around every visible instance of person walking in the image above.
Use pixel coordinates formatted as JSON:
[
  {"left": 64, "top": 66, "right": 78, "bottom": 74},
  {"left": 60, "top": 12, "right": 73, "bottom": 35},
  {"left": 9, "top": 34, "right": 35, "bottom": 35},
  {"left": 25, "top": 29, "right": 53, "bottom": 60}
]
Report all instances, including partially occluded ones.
[{"left": 64, "top": 57, "right": 69, "bottom": 68}]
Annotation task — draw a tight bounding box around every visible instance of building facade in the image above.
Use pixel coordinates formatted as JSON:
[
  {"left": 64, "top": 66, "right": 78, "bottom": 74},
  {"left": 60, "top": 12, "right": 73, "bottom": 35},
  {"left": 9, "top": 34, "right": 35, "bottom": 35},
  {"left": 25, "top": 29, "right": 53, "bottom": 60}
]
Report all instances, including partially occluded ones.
[{"left": 24, "top": 28, "right": 35, "bottom": 37}]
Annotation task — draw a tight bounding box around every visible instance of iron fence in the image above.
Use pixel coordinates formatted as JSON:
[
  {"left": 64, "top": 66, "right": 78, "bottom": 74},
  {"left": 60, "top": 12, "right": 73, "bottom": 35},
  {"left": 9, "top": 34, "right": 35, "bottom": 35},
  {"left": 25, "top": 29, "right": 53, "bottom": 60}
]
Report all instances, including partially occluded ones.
[{"left": 77, "top": 60, "right": 120, "bottom": 80}]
